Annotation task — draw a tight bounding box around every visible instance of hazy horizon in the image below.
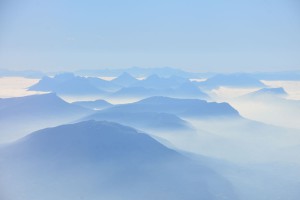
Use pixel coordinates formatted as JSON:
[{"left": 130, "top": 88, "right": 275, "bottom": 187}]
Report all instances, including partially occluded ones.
[{"left": 1, "top": 0, "right": 299, "bottom": 72}]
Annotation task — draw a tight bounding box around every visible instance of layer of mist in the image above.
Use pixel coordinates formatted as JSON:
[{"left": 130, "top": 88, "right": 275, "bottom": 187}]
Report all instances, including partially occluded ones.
[{"left": 0, "top": 71, "right": 300, "bottom": 200}]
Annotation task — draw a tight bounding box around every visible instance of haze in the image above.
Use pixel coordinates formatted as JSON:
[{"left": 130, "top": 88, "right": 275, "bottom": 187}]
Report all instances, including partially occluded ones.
[{"left": 0, "top": 0, "right": 300, "bottom": 72}]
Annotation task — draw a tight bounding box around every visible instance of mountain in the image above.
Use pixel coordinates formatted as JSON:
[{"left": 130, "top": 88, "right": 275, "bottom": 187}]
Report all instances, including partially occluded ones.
[
  {"left": 0, "top": 120, "right": 237, "bottom": 200},
  {"left": 28, "top": 73, "right": 105, "bottom": 95},
  {"left": 132, "top": 74, "right": 188, "bottom": 89},
  {"left": 28, "top": 73, "right": 110, "bottom": 95},
  {"left": 243, "top": 87, "right": 288, "bottom": 98},
  {"left": 101, "top": 96, "right": 239, "bottom": 119},
  {"left": 111, "top": 82, "right": 209, "bottom": 100},
  {"left": 75, "top": 66, "right": 200, "bottom": 78},
  {"left": 81, "top": 111, "right": 192, "bottom": 131},
  {"left": 251, "top": 70, "right": 300, "bottom": 81},
  {"left": 87, "top": 76, "right": 120, "bottom": 92},
  {"left": 110, "top": 86, "right": 157, "bottom": 98},
  {"left": 0, "top": 93, "right": 92, "bottom": 142},
  {"left": 72, "top": 99, "right": 113, "bottom": 110},
  {"left": 111, "top": 72, "right": 138, "bottom": 87},
  {"left": 196, "top": 73, "right": 265, "bottom": 89},
  {"left": 231, "top": 87, "right": 300, "bottom": 129}
]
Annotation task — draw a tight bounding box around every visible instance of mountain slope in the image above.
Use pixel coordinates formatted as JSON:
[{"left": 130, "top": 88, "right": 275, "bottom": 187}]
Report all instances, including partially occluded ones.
[
  {"left": 28, "top": 73, "right": 109, "bottom": 95},
  {"left": 72, "top": 99, "right": 113, "bottom": 110},
  {"left": 242, "top": 87, "right": 288, "bottom": 98},
  {"left": 132, "top": 74, "right": 187, "bottom": 89},
  {"left": 196, "top": 73, "right": 265, "bottom": 89},
  {"left": 110, "top": 83, "right": 209, "bottom": 100},
  {"left": 105, "top": 96, "right": 239, "bottom": 118},
  {"left": 82, "top": 111, "right": 192, "bottom": 131},
  {"left": 0, "top": 120, "right": 237, "bottom": 200},
  {"left": 111, "top": 72, "right": 138, "bottom": 87},
  {"left": 0, "top": 93, "right": 92, "bottom": 142}
]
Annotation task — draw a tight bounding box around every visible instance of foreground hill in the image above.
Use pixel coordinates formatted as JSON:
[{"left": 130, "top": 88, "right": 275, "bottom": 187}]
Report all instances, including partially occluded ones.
[{"left": 0, "top": 120, "right": 237, "bottom": 200}]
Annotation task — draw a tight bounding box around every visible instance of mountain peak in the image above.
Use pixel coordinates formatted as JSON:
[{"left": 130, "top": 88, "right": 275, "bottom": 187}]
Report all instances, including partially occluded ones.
[
  {"left": 145, "top": 74, "right": 160, "bottom": 80},
  {"left": 0, "top": 120, "right": 237, "bottom": 200},
  {"left": 245, "top": 87, "right": 288, "bottom": 98},
  {"left": 112, "top": 72, "right": 137, "bottom": 86}
]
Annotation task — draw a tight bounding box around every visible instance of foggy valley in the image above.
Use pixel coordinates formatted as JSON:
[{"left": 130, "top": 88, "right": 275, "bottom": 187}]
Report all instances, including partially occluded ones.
[
  {"left": 1, "top": 1, "right": 299, "bottom": 199},
  {"left": 0, "top": 68, "right": 300, "bottom": 200}
]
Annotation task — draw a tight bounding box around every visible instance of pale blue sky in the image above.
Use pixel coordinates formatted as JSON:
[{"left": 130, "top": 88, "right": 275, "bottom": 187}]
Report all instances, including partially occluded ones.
[{"left": 0, "top": 0, "right": 299, "bottom": 72}]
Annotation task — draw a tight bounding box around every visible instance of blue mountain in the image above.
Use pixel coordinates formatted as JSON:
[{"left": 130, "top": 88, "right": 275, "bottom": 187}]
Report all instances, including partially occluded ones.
[
  {"left": 110, "top": 86, "right": 157, "bottom": 98},
  {"left": 111, "top": 82, "right": 209, "bottom": 100},
  {"left": 72, "top": 99, "right": 113, "bottom": 110},
  {"left": 0, "top": 93, "right": 92, "bottom": 142},
  {"left": 28, "top": 73, "right": 105, "bottom": 95},
  {"left": 0, "top": 120, "right": 237, "bottom": 200},
  {"left": 244, "top": 87, "right": 288, "bottom": 98},
  {"left": 101, "top": 96, "right": 239, "bottom": 118},
  {"left": 196, "top": 73, "right": 265, "bottom": 89},
  {"left": 132, "top": 74, "right": 188, "bottom": 89},
  {"left": 75, "top": 66, "right": 198, "bottom": 78},
  {"left": 82, "top": 111, "right": 192, "bottom": 131},
  {"left": 28, "top": 73, "right": 117, "bottom": 95},
  {"left": 111, "top": 72, "right": 138, "bottom": 87}
]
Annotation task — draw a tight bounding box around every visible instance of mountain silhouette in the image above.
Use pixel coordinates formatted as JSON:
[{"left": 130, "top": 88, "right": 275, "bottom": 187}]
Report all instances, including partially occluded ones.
[
  {"left": 132, "top": 74, "right": 188, "bottom": 89},
  {"left": 0, "top": 120, "right": 237, "bottom": 200},
  {"left": 105, "top": 96, "right": 239, "bottom": 118},
  {"left": 0, "top": 93, "right": 92, "bottom": 142},
  {"left": 28, "top": 73, "right": 118, "bottom": 95},
  {"left": 72, "top": 99, "right": 113, "bottom": 110},
  {"left": 196, "top": 73, "right": 265, "bottom": 89},
  {"left": 243, "top": 87, "right": 288, "bottom": 98},
  {"left": 111, "top": 72, "right": 138, "bottom": 87},
  {"left": 82, "top": 111, "right": 192, "bottom": 131},
  {"left": 111, "top": 82, "right": 209, "bottom": 100},
  {"left": 28, "top": 73, "right": 107, "bottom": 95}
]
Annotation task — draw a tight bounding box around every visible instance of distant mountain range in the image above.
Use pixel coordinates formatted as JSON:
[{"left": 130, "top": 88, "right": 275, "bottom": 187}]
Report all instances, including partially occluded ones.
[
  {"left": 28, "top": 73, "right": 115, "bottom": 95},
  {"left": 110, "top": 72, "right": 138, "bottom": 86},
  {"left": 1, "top": 67, "right": 300, "bottom": 81},
  {"left": 131, "top": 74, "right": 188, "bottom": 89},
  {"left": 82, "top": 111, "right": 192, "bottom": 132},
  {"left": 29, "top": 72, "right": 210, "bottom": 100},
  {"left": 75, "top": 66, "right": 205, "bottom": 78},
  {"left": 79, "top": 96, "right": 239, "bottom": 133},
  {"left": 97, "top": 96, "right": 239, "bottom": 119},
  {"left": 111, "top": 83, "right": 209, "bottom": 100},
  {"left": 243, "top": 87, "right": 288, "bottom": 98},
  {"left": 233, "top": 86, "right": 300, "bottom": 129},
  {"left": 195, "top": 73, "right": 265, "bottom": 89},
  {"left": 72, "top": 99, "right": 113, "bottom": 110},
  {"left": 0, "top": 120, "right": 237, "bottom": 200}
]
